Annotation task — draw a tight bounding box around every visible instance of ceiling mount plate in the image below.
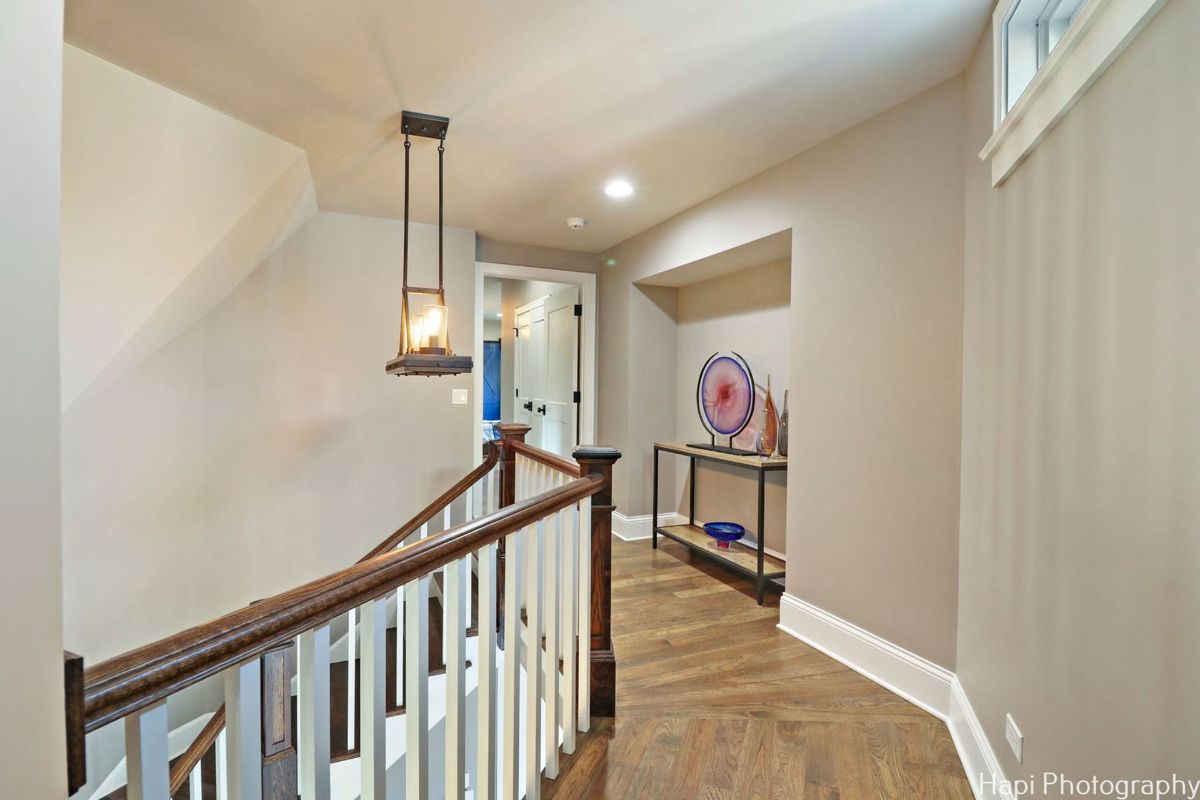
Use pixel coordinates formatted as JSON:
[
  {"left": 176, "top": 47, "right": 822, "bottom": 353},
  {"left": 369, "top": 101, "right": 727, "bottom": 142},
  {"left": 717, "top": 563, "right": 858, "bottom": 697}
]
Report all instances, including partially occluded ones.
[{"left": 401, "top": 111, "right": 450, "bottom": 139}]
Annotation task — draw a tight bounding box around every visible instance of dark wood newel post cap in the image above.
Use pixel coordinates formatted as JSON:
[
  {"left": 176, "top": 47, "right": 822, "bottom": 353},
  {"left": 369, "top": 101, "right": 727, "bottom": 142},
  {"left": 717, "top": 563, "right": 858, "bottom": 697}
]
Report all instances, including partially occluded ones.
[
  {"left": 495, "top": 422, "right": 531, "bottom": 440},
  {"left": 572, "top": 446, "right": 621, "bottom": 463}
]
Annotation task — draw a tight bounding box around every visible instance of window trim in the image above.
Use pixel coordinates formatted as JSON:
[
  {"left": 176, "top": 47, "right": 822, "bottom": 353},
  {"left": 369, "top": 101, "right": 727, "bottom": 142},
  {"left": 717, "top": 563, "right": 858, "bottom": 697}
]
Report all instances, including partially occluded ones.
[{"left": 980, "top": 0, "right": 1168, "bottom": 187}]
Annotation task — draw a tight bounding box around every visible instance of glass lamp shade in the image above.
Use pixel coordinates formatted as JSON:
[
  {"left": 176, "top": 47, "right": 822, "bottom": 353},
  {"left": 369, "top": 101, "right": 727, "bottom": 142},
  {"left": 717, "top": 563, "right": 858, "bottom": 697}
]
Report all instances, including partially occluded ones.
[
  {"left": 421, "top": 304, "right": 448, "bottom": 353},
  {"left": 408, "top": 313, "right": 426, "bottom": 354}
]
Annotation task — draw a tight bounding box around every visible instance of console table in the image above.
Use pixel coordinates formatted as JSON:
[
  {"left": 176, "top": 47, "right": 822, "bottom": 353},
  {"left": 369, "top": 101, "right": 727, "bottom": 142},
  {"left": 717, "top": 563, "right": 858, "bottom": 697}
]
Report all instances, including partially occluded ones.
[{"left": 652, "top": 442, "right": 787, "bottom": 604}]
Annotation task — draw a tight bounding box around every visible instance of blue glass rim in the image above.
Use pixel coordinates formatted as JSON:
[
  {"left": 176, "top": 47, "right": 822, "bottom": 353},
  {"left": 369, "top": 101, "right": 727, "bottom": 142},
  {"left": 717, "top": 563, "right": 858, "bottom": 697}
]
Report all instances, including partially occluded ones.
[{"left": 702, "top": 521, "right": 746, "bottom": 542}]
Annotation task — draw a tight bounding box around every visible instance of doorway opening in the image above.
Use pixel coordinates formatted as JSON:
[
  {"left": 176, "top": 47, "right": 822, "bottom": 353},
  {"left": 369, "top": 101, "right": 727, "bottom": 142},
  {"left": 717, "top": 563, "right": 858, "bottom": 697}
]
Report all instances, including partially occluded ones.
[{"left": 472, "top": 262, "right": 597, "bottom": 464}]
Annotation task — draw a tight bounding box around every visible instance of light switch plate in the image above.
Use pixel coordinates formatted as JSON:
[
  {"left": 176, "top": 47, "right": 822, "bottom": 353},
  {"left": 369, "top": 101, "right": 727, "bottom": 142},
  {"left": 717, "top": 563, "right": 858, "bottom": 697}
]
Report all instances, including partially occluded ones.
[
  {"left": 451, "top": 388, "right": 469, "bottom": 405},
  {"left": 1005, "top": 713, "right": 1023, "bottom": 763}
]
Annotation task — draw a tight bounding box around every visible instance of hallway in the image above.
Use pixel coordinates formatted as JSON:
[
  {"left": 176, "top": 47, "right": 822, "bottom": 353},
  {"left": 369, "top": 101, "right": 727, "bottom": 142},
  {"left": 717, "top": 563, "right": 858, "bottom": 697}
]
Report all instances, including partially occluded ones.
[{"left": 544, "top": 538, "right": 972, "bottom": 799}]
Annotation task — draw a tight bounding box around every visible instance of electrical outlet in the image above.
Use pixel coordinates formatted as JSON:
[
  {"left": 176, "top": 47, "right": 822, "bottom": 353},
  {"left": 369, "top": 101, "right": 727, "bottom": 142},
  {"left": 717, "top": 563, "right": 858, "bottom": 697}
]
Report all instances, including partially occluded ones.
[
  {"left": 451, "top": 388, "right": 468, "bottom": 405},
  {"left": 1005, "top": 713, "right": 1023, "bottom": 763}
]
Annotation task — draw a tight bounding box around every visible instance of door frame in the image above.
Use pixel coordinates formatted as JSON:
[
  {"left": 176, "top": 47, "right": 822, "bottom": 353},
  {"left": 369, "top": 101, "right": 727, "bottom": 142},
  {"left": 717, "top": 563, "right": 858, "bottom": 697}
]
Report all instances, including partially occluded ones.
[{"left": 473, "top": 262, "right": 598, "bottom": 466}]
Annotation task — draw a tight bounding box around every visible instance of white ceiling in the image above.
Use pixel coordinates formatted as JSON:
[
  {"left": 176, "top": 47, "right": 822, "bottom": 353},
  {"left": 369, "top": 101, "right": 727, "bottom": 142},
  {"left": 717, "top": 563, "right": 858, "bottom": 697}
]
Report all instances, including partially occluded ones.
[{"left": 66, "top": 0, "right": 990, "bottom": 252}]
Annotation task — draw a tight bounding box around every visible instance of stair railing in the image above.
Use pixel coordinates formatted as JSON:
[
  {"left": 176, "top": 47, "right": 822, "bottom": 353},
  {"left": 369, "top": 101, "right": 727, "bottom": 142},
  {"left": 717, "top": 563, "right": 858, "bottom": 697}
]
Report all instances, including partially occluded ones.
[{"left": 64, "top": 428, "right": 620, "bottom": 800}]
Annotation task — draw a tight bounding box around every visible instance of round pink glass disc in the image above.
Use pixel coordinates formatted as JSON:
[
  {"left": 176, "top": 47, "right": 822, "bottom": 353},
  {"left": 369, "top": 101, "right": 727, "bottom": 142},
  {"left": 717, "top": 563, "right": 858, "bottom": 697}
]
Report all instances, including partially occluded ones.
[{"left": 698, "top": 354, "right": 754, "bottom": 436}]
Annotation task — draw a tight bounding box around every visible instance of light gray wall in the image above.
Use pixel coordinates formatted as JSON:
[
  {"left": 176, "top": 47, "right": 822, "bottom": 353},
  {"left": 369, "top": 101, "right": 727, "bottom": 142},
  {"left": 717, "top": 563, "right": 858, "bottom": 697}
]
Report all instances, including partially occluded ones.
[
  {"left": 958, "top": 0, "right": 1200, "bottom": 781},
  {"left": 0, "top": 0, "right": 67, "bottom": 793},
  {"left": 672, "top": 259, "right": 790, "bottom": 554},
  {"left": 600, "top": 77, "right": 966, "bottom": 668}
]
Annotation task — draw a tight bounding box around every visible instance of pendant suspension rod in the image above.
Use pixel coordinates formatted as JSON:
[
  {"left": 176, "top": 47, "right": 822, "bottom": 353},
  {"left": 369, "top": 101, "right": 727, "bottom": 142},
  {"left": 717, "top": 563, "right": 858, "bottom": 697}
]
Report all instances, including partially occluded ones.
[
  {"left": 438, "top": 132, "right": 445, "bottom": 301},
  {"left": 403, "top": 130, "right": 411, "bottom": 292}
]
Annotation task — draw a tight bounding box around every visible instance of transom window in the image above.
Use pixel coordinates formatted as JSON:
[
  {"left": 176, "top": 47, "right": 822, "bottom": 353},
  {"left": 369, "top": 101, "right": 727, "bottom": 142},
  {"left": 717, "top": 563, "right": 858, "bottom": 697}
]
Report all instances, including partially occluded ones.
[{"left": 1002, "top": 0, "right": 1086, "bottom": 115}]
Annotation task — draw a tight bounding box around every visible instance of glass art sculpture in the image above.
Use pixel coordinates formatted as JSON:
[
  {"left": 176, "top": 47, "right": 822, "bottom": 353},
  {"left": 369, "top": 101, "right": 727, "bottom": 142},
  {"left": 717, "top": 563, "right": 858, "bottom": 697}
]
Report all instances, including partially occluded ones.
[
  {"left": 703, "top": 521, "right": 746, "bottom": 552},
  {"left": 695, "top": 352, "right": 756, "bottom": 455}
]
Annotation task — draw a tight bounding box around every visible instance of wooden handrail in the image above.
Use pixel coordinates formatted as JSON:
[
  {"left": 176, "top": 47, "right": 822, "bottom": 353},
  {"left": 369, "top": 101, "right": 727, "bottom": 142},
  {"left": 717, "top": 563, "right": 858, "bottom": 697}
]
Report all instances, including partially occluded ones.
[
  {"left": 152, "top": 442, "right": 504, "bottom": 786},
  {"left": 509, "top": 439, "right": 582, "bottom": 478},
  {"left": 361, "top": 440, "right": 502, "bottom": 561},
  {"left": 82, "top": 473, "right": 602, "bottom": 733},
  {"left": 167, "top": 706, "right": 225, "bottom": 794}
]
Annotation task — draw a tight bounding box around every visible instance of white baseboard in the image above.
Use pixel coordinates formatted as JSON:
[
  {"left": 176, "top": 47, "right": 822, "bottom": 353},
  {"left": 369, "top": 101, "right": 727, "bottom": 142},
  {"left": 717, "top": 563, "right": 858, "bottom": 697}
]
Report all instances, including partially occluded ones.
[
  {"left": 777, "top": 593, "right": 1010, "bottom": 800},
  {"left": 777, "top": 592, "right": 953, "bottom": 719},
  {"left": 948, "top": 677, "right": 1015, "bottom": 800},
  {"left": 611, "top": 511, "right": 686, "bottom": 541}
]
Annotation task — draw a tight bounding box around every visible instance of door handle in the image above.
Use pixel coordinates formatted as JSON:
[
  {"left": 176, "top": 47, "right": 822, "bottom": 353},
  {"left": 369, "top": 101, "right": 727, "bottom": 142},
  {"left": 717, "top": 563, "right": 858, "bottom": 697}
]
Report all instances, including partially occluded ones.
[
  {"left": 523, "top": 401, "right": 533, "bottom": 411},
  {"left": 536, "top": 404, "right": 547, "bottom": 415}
]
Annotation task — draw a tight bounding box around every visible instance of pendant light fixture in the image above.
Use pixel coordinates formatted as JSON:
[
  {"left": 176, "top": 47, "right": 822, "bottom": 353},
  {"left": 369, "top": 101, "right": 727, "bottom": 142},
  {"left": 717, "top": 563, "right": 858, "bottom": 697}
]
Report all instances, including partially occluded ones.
[{"left": 386, "top": 111, "right": 473, "bottom": 377}]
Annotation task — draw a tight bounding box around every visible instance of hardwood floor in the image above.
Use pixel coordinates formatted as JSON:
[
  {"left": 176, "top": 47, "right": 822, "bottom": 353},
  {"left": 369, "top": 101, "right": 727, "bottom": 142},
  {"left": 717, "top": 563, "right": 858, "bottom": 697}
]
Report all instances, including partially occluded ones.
[{"left": 543, "top": 538, "right": 972, "bottom": 800}]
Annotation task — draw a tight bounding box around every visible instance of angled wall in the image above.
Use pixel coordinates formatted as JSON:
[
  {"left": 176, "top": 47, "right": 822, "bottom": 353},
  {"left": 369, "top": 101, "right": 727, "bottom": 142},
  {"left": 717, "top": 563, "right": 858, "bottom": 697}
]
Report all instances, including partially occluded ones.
[{"left": 61, "top": 45, "right": 316, "bottom": 410}]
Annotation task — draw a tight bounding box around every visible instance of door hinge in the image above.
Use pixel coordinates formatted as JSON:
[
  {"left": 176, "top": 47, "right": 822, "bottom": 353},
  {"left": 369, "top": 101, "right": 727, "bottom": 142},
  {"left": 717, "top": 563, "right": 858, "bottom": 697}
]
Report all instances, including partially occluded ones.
[
  {"left": 573, "top": 390, "right": 581, "bottom": 403},
  {"left": 573, "top": 303, "right": 583, "bottom": 317}
]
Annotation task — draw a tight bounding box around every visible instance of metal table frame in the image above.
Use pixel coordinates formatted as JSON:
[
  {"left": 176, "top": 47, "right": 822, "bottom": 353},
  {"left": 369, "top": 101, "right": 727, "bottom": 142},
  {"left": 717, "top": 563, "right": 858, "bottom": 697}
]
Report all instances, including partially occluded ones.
[{"left": 651, "top": 443, "right": 786, "bottom": 605}]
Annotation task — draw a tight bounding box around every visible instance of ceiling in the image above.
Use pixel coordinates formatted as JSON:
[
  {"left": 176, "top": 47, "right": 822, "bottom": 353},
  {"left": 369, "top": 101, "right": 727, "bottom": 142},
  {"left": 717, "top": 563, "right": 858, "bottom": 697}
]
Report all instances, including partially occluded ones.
[{"left": 66, "top": 0, "right": 990, "bottom": 252}]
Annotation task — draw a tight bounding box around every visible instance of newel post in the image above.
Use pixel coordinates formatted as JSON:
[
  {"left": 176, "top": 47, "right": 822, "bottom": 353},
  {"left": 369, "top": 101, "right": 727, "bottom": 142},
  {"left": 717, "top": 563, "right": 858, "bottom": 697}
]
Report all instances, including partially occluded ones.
[
  {"left": 494, "top": 423, "right": 530, "bottom": 649},
  {"left": 495, "top": 423, "right": 530, "bottom": 508},
  {"left": 260, "top": 642, "right": 297, "bottom": 798},
  {"left": 573, "top": 446, "right": 621, "bottom": 717}
]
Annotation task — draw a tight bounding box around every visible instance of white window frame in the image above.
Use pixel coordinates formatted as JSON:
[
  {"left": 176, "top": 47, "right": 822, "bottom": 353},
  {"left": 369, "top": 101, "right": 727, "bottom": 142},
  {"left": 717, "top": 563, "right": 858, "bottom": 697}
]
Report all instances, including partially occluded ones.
[{"left": 980, "top": 0, "right": 1169, "bottom": 187}]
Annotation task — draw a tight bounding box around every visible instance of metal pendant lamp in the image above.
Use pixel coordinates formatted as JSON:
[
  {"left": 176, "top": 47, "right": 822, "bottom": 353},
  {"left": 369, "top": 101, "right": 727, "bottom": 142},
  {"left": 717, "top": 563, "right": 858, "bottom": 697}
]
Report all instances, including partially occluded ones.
[{"left": 386, "top": 111, "right": 473, "bottom": 377}]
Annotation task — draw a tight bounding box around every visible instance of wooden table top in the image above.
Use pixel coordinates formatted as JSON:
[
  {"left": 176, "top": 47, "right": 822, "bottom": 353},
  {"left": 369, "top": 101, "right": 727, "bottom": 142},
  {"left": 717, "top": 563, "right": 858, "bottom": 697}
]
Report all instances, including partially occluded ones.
[{"left": 655, "top": 441, "right": 788, "bottom": 471}]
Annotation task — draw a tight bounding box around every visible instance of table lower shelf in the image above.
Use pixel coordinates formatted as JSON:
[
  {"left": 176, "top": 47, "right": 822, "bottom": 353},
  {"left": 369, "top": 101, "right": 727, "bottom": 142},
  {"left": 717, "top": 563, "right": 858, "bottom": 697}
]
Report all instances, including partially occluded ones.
[{"left": 655, "top": 523, "right": 786, "bottom": 580}]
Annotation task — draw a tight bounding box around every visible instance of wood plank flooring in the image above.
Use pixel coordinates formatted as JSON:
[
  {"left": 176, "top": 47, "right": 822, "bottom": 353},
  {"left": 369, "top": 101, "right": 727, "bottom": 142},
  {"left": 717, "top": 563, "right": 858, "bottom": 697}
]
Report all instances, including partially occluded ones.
[{"left": 543, "top": 538, "right": 972, "bottom": 800}]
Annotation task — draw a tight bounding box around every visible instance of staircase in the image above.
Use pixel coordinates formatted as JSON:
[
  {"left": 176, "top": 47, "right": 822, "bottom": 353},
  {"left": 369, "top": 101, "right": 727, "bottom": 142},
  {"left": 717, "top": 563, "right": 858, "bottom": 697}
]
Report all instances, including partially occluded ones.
[{"left": 65, "top": 424, "right": 621, "bottom": 800}]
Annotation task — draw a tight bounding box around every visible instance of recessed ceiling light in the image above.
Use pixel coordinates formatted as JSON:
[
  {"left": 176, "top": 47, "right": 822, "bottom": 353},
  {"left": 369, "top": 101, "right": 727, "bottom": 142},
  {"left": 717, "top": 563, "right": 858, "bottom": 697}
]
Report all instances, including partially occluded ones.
[{"left": 604, "top": 179, "right": 634, "bottom": 199}]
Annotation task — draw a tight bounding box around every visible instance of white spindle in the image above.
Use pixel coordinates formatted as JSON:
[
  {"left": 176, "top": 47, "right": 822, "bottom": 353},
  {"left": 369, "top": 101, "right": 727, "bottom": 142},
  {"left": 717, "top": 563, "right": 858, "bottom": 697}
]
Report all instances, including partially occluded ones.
[
  {"left": 501, "top": 526, "right": 524, "bottom": 800},
  {"left": 405, "top": 574, "right": 431, "bottom": 799},
  {"left": 124, "top": 701, "right": 169, "bottom": 800},
  {"left": 215, "top": 729, "right": 228, "bottom": 800},
  {"left": 445, "top": 555, "right": 468, "bottom": 798},
  {"left": 543, "top": 508, "right": 561, "bottom": 779},
  {"left": 578, "top": 496, "right": 591, "bottom": 732},
  {"left": 360, "top": 598, "right": 387, "bottom": 800},
  {"left": 346, "top": 607, "right": 357, "bottom": 751},
  {"left": 189, "top": 761, "right": 203, "bottom": 800},
  {"left": 561, "top": 503, "right": 579, "bottom": 754},
  {"left": 476, "top": 541, "right": 499, "bottom": 800},
  {"left": 298, "top": 625, "right": 332, "bottom": 800},
  {"left": 224, "top": 658, "right": 263, "bottom": 800},
  {"left": 524, "top": 516, "right": 545, "bottom": 800},
  {"left": 395, "top": 586, "right": 405, "bottom": 708},
  {"left": 442, "top": 503, "right": 453, "bottom": 669}
]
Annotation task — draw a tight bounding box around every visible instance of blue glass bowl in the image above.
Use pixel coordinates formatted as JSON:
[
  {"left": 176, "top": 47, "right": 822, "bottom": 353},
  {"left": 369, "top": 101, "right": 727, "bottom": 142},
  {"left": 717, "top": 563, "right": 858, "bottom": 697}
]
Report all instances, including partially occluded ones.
[{"left": 703, "top": 522, "right": 746, "bottom": 551}]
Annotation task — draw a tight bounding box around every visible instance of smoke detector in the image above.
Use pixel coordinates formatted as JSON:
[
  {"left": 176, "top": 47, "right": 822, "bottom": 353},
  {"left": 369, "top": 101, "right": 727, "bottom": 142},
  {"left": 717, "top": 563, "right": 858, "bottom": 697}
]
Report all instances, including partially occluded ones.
[{"left": 565, "top": 217, "right": 587, "bottom": 230}]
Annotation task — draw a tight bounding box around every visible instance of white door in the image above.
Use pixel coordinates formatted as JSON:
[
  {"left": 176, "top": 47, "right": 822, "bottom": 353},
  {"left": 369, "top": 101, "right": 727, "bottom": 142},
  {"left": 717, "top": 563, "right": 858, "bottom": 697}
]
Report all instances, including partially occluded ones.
[
  {"left": 514, "top": 303, "right": 546, "bottom": 445},
  {"left": 540, "top": 286, "right": 579, "bottom": 457}
]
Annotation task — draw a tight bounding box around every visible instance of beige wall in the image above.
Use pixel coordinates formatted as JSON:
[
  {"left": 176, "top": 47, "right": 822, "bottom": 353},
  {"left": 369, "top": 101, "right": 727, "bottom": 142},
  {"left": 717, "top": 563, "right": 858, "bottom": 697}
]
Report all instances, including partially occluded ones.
[
  {"left": 0, "top": 0, "right": 67, "bottom": 794},
  {"left": 958, "top": 0, "right": 1200, "bottom": 782},
  {"left": 477, "top": 236, "right": 600, "bottom": 274},
  {"left": 672, "top": 259, "right": 790, "bottom": 554},
  {"left": 601, "top": 78, "right": 965, "bottom": 668},
  {"left": 63, "top": 212, "right": 476, "bottom": 665}
]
